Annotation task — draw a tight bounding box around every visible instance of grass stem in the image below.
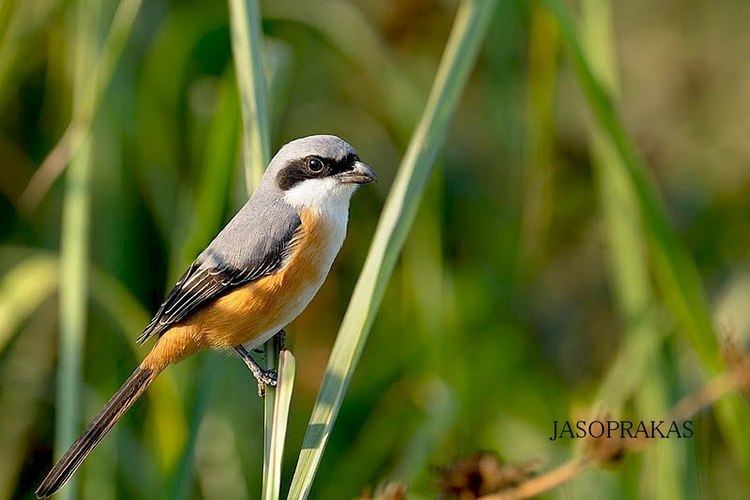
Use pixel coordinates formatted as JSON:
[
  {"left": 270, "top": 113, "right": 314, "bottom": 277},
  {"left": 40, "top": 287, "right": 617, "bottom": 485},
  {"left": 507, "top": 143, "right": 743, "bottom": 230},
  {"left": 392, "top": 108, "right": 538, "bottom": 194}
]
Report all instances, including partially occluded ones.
[
  {"left": 581, "top": 1, "right": 684, "bottom": 496},
  {"left": 54, "top": 3, "right": 98, "bottom": 498}
]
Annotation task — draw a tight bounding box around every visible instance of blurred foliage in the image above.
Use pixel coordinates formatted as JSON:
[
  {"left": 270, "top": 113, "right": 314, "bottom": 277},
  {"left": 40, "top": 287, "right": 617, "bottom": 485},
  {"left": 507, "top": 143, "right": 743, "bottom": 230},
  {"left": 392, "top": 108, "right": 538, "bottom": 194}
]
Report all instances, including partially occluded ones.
[{"left": 1, "top": 0, "right": 750, "bottom": 499}]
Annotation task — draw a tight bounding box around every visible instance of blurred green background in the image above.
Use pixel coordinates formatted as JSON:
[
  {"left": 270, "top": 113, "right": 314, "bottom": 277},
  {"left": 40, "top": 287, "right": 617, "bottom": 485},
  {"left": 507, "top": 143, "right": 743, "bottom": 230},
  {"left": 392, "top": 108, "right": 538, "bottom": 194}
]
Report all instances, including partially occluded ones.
[{"left": 1, "top": 0, "right": 750, "bottom": 498}]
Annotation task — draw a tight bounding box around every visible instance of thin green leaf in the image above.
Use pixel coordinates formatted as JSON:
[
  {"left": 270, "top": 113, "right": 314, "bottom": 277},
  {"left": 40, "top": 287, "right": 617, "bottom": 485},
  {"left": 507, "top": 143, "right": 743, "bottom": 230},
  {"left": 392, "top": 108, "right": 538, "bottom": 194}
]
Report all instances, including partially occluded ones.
[
  {"left": 288, "top": 1, "right": 498, "bottom": 497},
  {"left": 581, "top": 0, "right": 663, "bottom": 415},
  {"left": 54, "top": 4, "right": 97, "bottom": 498},
  {"left": 581, "top": 0, "right": 684, "bottom": 496},
  {"left": 543, "top": 0, "right": 718, "bottom": 368}
]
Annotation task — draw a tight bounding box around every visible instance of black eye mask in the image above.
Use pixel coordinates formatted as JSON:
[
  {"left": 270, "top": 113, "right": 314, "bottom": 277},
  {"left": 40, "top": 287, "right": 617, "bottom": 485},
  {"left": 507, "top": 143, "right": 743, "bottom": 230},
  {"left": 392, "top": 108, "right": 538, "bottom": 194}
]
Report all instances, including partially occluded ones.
[{"left": 276, "top": 153, "right": 359, "bottom": 190}]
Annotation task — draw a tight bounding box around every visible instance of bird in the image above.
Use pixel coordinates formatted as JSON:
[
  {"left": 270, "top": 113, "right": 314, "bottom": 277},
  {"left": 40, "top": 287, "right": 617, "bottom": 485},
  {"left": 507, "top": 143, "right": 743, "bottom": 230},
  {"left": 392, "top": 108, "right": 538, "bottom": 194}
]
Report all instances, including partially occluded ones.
[{"left": 36, "top": 135, "right": 376, "bottom": 498}]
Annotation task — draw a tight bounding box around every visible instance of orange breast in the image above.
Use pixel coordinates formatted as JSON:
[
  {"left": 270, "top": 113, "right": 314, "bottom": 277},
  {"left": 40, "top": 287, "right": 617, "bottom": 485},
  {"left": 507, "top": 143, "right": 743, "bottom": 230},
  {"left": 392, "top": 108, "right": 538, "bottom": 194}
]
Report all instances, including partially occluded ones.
[{"left": 142, "top": 208, "right": 338, "bottom": 370}]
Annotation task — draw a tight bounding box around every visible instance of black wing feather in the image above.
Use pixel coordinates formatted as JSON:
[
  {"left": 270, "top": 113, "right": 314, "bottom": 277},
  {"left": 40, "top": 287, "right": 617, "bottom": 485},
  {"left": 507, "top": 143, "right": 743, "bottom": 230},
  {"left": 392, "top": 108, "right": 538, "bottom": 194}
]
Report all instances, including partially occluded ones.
[{"left": 137, "top": 222, "right": 301, "bottom": 344}]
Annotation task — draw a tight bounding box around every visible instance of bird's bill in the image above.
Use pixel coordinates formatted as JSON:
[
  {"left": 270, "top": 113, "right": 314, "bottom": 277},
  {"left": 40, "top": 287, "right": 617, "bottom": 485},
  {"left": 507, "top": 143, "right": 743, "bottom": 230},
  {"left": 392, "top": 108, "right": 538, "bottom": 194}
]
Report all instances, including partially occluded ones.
[{"left": 337, "top": 161, "right": 376, "bottom": 184}]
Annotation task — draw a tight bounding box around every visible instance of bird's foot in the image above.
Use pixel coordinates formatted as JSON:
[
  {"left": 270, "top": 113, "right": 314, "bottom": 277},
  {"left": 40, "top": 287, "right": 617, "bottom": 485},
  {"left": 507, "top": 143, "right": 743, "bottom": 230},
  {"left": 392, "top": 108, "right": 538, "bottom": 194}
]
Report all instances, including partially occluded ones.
[
  {"left": 255, "top": 368, "right": 278, "bottom": 397},
  {"left": 235, "top": 344, "right": 278, "bottom": 398}
]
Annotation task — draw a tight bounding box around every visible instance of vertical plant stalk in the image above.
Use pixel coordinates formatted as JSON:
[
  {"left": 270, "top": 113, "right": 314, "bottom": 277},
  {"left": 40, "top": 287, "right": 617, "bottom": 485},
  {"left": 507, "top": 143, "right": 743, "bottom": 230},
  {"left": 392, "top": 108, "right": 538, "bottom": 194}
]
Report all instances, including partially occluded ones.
[
  {"left": 229, "top": 1, "right": 291, "bottom": 497},
  {"left": 581, "top": 1, "right": 684, "bottom": 498},
  {"left": 288, "top": 1, "right": 497, "bottom": 497},
  {"left": 55, "top": 2, "right": 98, "bottom": 498},
  {"left": 56, "top": 140, "right": 92, "bottom": 500},
  {"left": 228, "top": 0, "right": 270, "bottom": 192},
  {"left": 264, "top": 349, "right": 296, "bottom": 500},
  {"left": 582, "top": 0, "right": 658, "bottom": 418},
  {"left": 541, "top": 0, "right": 750, "bottom": 475},
  {"left": 261, "top": 336, "right": 279, "bottom": 498}
]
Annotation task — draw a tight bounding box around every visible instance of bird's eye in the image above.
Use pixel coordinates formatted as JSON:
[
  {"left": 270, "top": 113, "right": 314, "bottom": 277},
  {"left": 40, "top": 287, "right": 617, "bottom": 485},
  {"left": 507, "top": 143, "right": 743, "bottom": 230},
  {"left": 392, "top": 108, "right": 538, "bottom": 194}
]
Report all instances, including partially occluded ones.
[{"left": 307, "top": 157, "right": 324, "bottom": 173}]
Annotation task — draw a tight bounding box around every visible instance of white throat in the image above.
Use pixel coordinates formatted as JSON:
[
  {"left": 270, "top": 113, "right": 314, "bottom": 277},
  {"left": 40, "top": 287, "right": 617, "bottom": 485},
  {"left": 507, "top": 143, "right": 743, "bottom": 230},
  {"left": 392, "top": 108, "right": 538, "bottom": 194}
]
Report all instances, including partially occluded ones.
[{"left": 283, "top": 177, "right": 356, "bottom": 223}]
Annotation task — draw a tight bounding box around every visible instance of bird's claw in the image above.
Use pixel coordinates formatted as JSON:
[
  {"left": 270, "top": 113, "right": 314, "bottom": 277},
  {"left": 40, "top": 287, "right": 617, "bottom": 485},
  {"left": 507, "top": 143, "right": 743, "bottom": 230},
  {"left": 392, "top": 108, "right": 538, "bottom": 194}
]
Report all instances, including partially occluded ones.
[
  {"left": 256, "top": 368, "right": 278, "bottom": 398},
  {"left": 260, "top": 368, "right": 278, "bottom": 386}
]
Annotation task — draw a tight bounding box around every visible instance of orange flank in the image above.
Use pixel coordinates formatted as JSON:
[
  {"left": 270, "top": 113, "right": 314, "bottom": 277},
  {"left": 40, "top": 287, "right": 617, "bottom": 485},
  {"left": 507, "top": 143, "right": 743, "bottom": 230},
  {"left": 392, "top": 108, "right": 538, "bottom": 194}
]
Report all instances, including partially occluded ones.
[{"left": 141, "top": 208, "right": 335, "bottom": 371}]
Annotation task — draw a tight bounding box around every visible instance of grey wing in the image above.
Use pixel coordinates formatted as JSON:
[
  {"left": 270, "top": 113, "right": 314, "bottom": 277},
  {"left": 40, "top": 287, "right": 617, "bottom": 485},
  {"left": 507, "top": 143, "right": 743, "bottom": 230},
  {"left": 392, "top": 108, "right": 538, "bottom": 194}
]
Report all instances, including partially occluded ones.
[{"left": 137, "top": 200, "right": 301, "bottom": 344}]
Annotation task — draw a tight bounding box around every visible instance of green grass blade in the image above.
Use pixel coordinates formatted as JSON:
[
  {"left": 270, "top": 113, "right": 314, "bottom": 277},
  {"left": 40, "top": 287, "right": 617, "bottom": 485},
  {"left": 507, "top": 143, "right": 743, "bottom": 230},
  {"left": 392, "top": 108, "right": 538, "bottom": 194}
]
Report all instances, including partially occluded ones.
[
  {"left": 55, "top": 144, "right": 92, "bottom": 500},
  {"left": 54, "top": 3, "right": 98, "bottom": 498},
  {"left": 264, "top": 350, "right": 296, "bottom": 500},
  {"left": 287, "top": 1, "right": 497, "bottom": 497},
  {"left": 580, "top": 1, "right": 684, "bottom": 497},
  {"left": 228, "top": 0, "right": 270, "bottom": 192},
  {"left": 581, "top": 0, "right": 661, "bottom": 415},
  {"left": 541, "top": 0, "right": 750, "bottom": 476},
  {"left": 261, "top": 336, "right": 279, "bottom": 499}
]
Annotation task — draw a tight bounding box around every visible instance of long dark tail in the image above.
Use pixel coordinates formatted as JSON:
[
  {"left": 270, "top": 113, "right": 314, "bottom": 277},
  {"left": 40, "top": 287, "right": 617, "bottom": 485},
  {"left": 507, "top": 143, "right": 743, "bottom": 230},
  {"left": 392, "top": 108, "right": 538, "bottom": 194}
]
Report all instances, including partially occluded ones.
[{"left": 36, "top": 367, "right": 158, "bottom": 498}]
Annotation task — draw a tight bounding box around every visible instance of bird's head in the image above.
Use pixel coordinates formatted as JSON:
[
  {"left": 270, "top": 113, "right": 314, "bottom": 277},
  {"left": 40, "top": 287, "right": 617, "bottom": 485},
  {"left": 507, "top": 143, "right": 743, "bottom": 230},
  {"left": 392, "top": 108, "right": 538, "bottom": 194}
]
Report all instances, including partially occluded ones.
[{"left": 265, "top": 135, "right": 375, "bottom": 212}]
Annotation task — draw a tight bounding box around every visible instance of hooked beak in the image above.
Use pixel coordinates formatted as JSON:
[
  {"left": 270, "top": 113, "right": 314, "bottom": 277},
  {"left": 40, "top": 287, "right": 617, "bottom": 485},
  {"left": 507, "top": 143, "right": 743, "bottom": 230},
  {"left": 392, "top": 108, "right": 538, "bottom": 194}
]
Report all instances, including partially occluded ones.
[{"left": 338, "top": 161, "right": 376, "bottom": 185}]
